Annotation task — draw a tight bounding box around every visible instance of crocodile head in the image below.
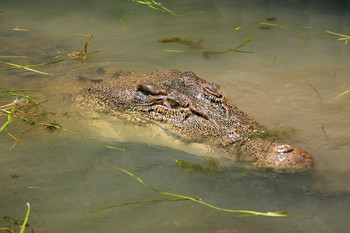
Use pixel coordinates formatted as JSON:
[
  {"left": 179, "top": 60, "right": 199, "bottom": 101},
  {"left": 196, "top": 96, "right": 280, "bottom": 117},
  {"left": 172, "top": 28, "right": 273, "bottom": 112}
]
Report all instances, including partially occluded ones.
[{"left": 77, "top": 69, "right": 314, "bottom": 171}]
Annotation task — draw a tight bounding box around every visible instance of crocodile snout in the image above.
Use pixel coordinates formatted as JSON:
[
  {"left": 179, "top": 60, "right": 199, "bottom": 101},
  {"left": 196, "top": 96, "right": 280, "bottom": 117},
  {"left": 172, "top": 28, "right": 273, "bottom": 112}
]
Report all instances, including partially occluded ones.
[{"left": 263, "top": 143, "right": 314, "bottom": 170}]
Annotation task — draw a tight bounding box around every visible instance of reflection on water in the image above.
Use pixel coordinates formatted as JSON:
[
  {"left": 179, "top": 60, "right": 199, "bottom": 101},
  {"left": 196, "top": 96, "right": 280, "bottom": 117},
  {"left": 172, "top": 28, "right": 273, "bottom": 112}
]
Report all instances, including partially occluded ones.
[{"left": 1, "top": 0, "right": 350, "bottom": 232}]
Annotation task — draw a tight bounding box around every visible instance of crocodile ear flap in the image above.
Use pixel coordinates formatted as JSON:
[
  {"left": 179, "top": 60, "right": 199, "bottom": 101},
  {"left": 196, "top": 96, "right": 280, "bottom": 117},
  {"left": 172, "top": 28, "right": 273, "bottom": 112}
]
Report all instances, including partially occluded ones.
[{"left": 203, "top": 83, "right": 222, "bottom": 98}]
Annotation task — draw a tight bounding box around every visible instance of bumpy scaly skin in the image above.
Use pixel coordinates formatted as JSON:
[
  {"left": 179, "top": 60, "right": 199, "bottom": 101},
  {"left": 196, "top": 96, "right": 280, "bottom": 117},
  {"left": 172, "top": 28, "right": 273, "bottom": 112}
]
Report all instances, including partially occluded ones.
[{"left": 76, "top": 69, "right": 313, "bottom": 170}]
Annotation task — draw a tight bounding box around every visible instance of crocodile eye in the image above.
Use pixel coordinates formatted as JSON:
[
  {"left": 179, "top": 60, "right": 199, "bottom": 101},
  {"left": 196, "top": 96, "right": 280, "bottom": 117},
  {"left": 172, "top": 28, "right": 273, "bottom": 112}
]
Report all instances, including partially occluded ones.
[{"left": 168, "top": 99, "right": 180, "bottom": 107}]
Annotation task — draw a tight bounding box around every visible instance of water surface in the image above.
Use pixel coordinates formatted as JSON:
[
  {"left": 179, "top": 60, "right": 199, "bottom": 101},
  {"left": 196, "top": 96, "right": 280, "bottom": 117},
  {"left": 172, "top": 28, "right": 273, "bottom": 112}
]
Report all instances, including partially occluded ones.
[{"left": 1, "top": 0, "right": 350, "bottom": 232}]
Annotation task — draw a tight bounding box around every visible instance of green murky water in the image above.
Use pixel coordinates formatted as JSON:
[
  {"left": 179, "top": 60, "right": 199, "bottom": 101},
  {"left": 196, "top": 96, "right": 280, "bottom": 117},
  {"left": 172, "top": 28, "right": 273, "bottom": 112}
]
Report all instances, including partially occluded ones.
[{"left": 1, "top": 0, "right": 350, "bottom": 232}]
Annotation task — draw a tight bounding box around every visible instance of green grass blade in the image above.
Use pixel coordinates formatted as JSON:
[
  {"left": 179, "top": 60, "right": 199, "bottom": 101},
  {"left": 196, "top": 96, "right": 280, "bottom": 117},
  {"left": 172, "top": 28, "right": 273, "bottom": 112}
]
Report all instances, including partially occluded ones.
[
  {"left": 0, "top": 56, "right": 27, "bottom": 58},
  {"left": 326, "top": 31, "right": 350, "bottom": 44},
  {"left": 325, "top": 30, "right": 349, "bottom": 38},
  {"left": 0, "top": 60, "right": 51, "bottom": 75},
  {"left": 213, "top": 35, "right": 253, "bottom": 54},
  {"left": 256, "top": 22, "right": 289, "bottom": 30},
  {"left": 0, "top": 105, "right": 16, "bottom": 132},
  {"left": 0, "top": 55, "right": 83, "bottom": 70},
  {"left": 110, "top": 165, "right": 290, "bottom": 217},
  {"left": 164, "top": 49, "right": 188, "bottom": 53},
  {"left": 278, "top": 21, "right": 311, "bottom": 29},
  {"left": 129, "top": 0, "right": 181, "bottom": 15},
  {"left": 19, "top": 202, "right": 30, "bottom": 233},
  {"left": 78, "top": 198, "right": 190, "bottom": 216},
  {"left": 329, "top": 89, "right": 350, "bottom": 102},
  {"left": 150, "top": 0, "right": 178, "bottom": 15}
]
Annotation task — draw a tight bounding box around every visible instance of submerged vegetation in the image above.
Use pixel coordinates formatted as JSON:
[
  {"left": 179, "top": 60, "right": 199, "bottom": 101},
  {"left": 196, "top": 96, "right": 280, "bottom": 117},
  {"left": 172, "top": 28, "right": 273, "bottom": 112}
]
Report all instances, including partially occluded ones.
[
  {"left": 250, "top": 127, "right": 297, "bottom": 141},
  {"left": 0, "top": 203, "right": 31, "bottom": 233},
  {"left": 157, "top": 34, "right": 253, "bottom": 57},
  {"left": 0, "top": 34, "right": 94, "bottom": 73},
  {"left": 175, "top": 157, "right": 223, "bottom": 173},
  {"left": 0, "top": 86, "right": 51, "bottom": 149},
  {"left": 0, "top": 86, "right": 135, "bottom": 154},
  {"left": 78, "top": 165, "right": 290, "bottom": 218}
]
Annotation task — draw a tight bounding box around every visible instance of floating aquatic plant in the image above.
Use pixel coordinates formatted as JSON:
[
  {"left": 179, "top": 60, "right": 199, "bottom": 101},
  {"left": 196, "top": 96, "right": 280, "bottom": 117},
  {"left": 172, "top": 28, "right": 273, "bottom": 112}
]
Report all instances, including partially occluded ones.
[
  {"left": 257, "top": 17, "right": 311, "bottom": 30},
  {"left": 0, "top": 34, "right": 94, "bottom": 72},
  {"left": 121, "top": 0, "right": 182, "bottom": 29},
  {"left": 0, "top": 203, "right": 31, "bottom": 233},
  {"left": 78, "top": 165, "right": 291, "bottom": 218},
  {"left": 329, "top": 88, "right": 350, "bottom": 102},
  {"left": 0, "top": 59, "right": 51, "bottom": 75},
  {"left": 20, "top": 203, "right": 30, "bottom": 233},
  {"left": 0, "top": 86, "right": 135, "bottom": 154},
  {"left": 111, "top": 165, "right": 290, "bottom": 217},
  {"left": 78, "top": 198, "right": 191, "bottom": 216},
  {"left": 128, "top": 0, "right": 181, "bottom": 15},
  {"left": 12, "top": 25, "right": 29, "bottom": 32},
  {"left": 257, "top": 22, "right": 289, "bottom": 30},
  {"left": 325, "top": 30, "right": 350, "bottom": 45},
  {"left": 158, "top": 34, "right": 253, "bottom": 56},
  {"left": 0, "top": 86, "right": 60, "bottom": 150}
]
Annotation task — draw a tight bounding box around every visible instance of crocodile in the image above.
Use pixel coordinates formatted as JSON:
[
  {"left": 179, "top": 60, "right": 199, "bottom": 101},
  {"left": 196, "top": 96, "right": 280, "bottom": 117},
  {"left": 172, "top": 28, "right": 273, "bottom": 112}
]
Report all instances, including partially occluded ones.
[{"left": 76, "top": 69, "right": 313, "bottom": 171}]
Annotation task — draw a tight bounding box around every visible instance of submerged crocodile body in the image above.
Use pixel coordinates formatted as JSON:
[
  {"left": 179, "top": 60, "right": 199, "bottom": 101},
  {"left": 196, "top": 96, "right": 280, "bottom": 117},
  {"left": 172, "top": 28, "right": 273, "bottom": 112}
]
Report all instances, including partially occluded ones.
[{"left": 77, "top": 69, "right": 313, "bottom": 171}]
